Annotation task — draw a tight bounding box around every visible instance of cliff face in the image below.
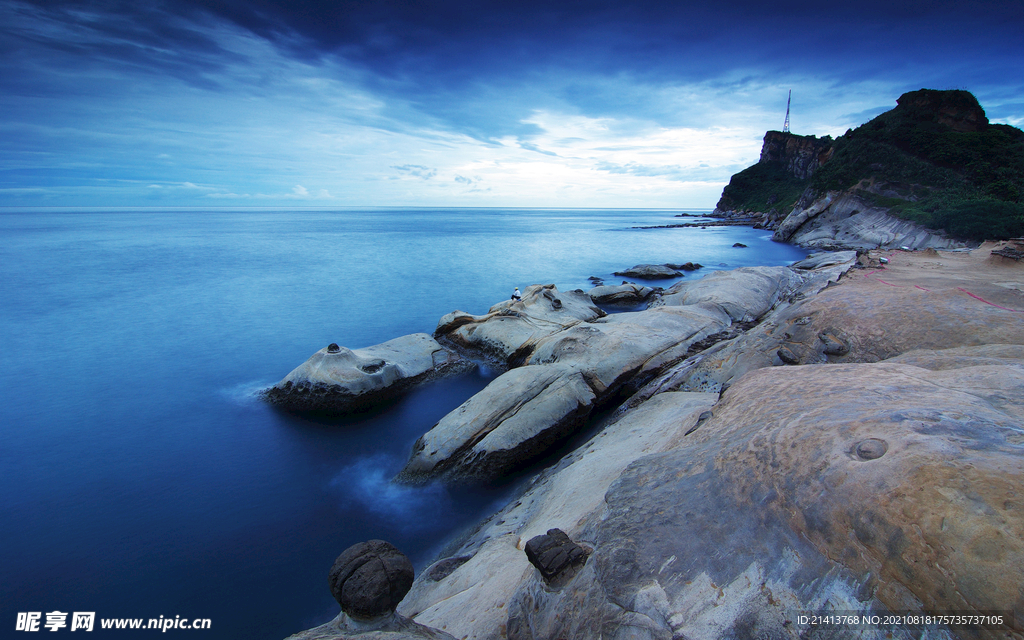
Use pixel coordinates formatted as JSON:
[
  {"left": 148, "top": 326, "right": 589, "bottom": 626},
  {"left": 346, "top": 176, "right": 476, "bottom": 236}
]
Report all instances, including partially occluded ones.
[
  {"left": 718, "top": 88, "right": 1024, "bottom": 247},
  {"left": 758, "top": 130, "right": 834, "bottom": 180}
]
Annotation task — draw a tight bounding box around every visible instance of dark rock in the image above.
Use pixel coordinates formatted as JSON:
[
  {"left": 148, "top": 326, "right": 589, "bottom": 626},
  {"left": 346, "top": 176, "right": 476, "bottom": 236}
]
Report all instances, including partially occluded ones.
[
  {"left": 524, "top": 528, "right": 590, "bottom": 587},
  {"left": 329, "top": 540, "right": 415, "bottom": 620},
  {"left": 733, "top": 243, "right": 747, "bottom": 248},
  {"left": 777, "top": 346, "right": 800, "bottom": 365},
  {"left": 327, "top": 343, "right": 341, "bottom": 353},
  {"left": 665, "top": 262, "right": 703, "bottom": 271}
]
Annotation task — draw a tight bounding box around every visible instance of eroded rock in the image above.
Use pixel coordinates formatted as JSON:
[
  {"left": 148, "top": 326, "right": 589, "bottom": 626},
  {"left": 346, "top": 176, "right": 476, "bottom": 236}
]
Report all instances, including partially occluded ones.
[
  {"left": 587, "top": 283, "right": 656, "bottom": 306},
  {"left": 435, "top": 285, "right": 604, "bottom": 366},
  {"left": 262, "top": 334, "right": 471, "bottom": 412}
]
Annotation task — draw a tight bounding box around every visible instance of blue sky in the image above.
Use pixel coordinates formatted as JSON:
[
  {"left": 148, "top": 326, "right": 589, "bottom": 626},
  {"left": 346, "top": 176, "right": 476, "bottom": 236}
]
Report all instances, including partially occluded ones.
[{"left": 2, "top": 0, "right": 1022, "bottom": 208}]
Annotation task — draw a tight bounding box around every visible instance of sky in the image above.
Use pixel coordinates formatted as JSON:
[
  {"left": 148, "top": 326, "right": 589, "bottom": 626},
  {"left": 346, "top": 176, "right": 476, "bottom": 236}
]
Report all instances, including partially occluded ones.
[{"left": 1, "top": 0, "right": 1022, "bottom": 208}]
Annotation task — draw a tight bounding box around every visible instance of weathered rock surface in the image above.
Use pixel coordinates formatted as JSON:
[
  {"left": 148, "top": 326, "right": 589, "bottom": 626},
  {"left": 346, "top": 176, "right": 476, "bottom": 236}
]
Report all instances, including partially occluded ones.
[
  {"left": 434, "top": 284, "right": 604, "bottom": 366},
  {"left": 587, "top": 283, "right": 656, "bottom": 306},
  {"left": 661, "top": 248, "right": 1024, "bottom": 394},
  {"left": 395, "top": 363, "right": 597, "bottom": 484},
  {"left": 503, "top": 360, "right": 1024, "bottom": 639},
  {"left": 398, "top": 392, "right": 719, "bottom": 639},
  {"left": 288, "top": 541, "right": 456, "bottom": 640},
  {"left": 262, "top": 334, "right": 471, "bottom": 412},
  {"left": 400, "top": 262, "right": 853, "bottom": 484},
  {"left": 652, "top": 266, "right": 806, "bottom": 322},
  {"left": 612, "top": 264, "right": 683, "bottom": 279},
  {"left": 773, "top": 190, "right": 970, "bottom": 251}
]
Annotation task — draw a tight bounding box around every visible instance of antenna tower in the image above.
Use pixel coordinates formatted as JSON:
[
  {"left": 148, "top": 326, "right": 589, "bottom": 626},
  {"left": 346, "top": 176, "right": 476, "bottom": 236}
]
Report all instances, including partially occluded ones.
[{"left": 782, "top": 90, "right": 791, "bottom": 133}]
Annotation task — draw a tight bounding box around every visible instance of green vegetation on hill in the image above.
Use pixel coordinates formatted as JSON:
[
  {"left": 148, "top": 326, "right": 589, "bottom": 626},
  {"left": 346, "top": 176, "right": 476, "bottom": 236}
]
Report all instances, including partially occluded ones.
[
  {"left": 721, "top": 89, "right": 1024, "bottom": 241},
  {"left": 716, "top": 161, "right": 809, "bottom": 217}
]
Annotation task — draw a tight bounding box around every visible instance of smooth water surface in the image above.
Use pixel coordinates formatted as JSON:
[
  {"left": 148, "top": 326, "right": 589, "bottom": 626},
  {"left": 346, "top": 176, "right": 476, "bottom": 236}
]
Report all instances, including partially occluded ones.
[{"left": 0, "top": 208, "right": 808, "bottom": 637}]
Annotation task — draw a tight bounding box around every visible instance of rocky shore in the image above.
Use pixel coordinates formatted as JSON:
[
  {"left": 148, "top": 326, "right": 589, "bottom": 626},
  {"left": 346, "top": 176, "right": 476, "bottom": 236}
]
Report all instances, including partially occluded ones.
[{"left": 278, "top": 239, "right": 1024, "bottom": 640}]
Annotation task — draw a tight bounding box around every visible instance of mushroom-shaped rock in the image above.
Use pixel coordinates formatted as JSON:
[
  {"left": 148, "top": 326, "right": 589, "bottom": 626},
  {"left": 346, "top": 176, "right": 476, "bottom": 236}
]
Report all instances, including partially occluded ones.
[
  {"left": 587, "top": 283, "right": 656, "bottom": 306},
  {"left": 434, "top": 285, "right": 604, "bottom": 365},
  {"left": 330, "top": 540, "right": 415, "bottom": 619},
  {"left": 284, "top": 541, "right": 456, "bottom": 640},
  {"left": 524, "top": 528, "right": 590, "bottom": 587},
  {"left": 613, "top": 264, "right": 682, "bottom": 279},
  {"left": 262, "top": 333, "right": 469, "bottom": 413}
]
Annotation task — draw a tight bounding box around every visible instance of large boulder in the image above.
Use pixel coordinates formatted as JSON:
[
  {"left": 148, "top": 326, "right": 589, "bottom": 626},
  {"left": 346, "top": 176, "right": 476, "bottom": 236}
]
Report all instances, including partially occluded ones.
[
  {"left": 434, "top": 284, "right": 604, "bottom": 365},
  {"left": 288, "top": 541, "right": 455, "bottom": 640},
  {"left": 262, "top": 334, "right": 470, "bottom": 412}
]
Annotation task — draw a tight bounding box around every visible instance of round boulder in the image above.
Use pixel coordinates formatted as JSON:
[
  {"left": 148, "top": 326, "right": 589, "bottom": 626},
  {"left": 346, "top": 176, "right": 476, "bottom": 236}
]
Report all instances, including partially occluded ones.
[{"left": 328, "top": 540, "right": 415, "bottom": 619}]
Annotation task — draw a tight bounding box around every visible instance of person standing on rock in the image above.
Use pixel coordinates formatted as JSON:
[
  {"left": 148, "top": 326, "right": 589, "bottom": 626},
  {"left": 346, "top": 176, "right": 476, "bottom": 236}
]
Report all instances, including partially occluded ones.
[{"left": 511, "top": 287, "right": 522, "bottom": 302}]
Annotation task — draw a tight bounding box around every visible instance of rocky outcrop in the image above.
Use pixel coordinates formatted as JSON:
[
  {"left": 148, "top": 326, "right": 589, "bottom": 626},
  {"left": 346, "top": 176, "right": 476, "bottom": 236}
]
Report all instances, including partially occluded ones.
[
  {"left": 758, "top": 130, "right": 834, "bottom": 180},
  {"left": 772, "top": 190, "right": 970, "bottom": 250},
  {"left": 288, "top": 245, "right": 1023, "bottom": 640},
  {"left": 288, "top": 541, "right": 455, "bottom": 640},
  {"left": 262, "top": 334, "right": 471, "bottom": 412},
  {"left": 397, "top": 262, "right": 851, "bottom": 484},
  {"left": 612, "top": 264, "right": 683, "bottom": 279},
  {"left": 434, "top": 284, "right": 604, "bottom": 366},
  {"left": 587, "top": 283, "right": 656, "bottom": 306}
]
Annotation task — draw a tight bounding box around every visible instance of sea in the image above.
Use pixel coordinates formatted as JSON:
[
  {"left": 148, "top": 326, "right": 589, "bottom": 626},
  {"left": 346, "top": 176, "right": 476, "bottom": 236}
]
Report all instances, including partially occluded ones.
[{"left": 0, "top": 208, "right": 808, "bottom": 638}]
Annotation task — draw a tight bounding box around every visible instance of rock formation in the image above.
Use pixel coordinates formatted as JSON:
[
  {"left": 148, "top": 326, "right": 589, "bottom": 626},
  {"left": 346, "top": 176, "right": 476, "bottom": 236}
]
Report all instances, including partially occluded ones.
[
  {"left": 384, "top": 245, "right": 1024, "bottom": 640},
  {"left": 288, "top": 541, "right": 455, "bottom": 640},
  {"left": 587, "top": 283, "right": 656, "bottom": 306},
  {"left": 397, "top": 260, "right": 853, "bottom": 484},
  {"left": 262, "top": 333, "right": 471, "bottom": 412},
  {"left": 612, "top": 264, "right": 683, "bottom": 279},
  {"left": 434, "top": 284, "right": 604, "bottom": 366}
]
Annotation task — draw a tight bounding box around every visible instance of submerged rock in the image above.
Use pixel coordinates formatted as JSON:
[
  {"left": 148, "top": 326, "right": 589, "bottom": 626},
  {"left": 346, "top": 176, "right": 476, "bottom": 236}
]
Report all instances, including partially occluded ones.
[{"left": 262, "top": 333, "right": 471, "bottom": 413}]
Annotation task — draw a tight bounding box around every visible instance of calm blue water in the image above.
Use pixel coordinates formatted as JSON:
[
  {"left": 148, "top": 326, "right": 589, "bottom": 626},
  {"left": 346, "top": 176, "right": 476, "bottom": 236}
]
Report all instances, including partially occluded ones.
[{"left": 0, "top": 208, "right": 807, "bottom": 638}]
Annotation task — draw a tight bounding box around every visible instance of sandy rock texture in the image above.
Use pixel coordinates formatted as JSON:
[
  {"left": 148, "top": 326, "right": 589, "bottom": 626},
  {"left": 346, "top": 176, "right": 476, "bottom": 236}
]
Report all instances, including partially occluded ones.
[{"left": 262, "top": 333, "right": 471, "bottom": 412}]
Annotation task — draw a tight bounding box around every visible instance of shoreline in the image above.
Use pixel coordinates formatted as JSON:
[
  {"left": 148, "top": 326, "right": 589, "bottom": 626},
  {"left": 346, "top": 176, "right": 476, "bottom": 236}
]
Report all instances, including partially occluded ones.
[{"left": 285, "top": 239, "right": 1024, "bottom": 640}]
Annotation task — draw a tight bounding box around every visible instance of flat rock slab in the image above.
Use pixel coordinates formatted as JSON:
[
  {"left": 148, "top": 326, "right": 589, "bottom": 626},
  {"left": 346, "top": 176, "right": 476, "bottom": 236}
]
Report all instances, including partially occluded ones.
[
  {"left": 262, "top": 333, "right": 470, "bottom": 412},
  {"left": 435, "top": 284, "right": 604, "bottom": 365}
]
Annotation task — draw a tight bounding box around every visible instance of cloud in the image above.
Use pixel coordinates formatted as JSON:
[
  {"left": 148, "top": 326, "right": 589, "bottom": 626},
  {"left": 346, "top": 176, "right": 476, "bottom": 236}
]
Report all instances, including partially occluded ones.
[{"left": 392, "top": 165, "right": 437, "bottom": 180}]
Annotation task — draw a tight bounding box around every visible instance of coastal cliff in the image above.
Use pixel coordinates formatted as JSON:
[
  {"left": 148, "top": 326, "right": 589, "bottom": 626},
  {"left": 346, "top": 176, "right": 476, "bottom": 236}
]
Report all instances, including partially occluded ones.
[
  {"left": 282, "top": 240, "right": 1024, "bottom": 640},
  {"left": 715, "top": 89, "right": 1024, "bottom": 249}
]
